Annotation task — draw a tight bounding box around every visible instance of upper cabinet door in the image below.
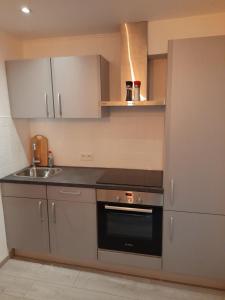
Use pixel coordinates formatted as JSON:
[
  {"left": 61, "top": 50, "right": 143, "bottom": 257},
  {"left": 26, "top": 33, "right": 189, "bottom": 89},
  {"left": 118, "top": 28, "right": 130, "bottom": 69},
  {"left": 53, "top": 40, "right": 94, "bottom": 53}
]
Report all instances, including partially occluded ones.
[
  {"left": 164, "top": 36, "right": 225, "bottom": 214},
  {"left": 6, "top": 58, "right": 54, "bottom": 118},
  {"left": 51, "top": 55, "right": 108, "bottom": 118}
]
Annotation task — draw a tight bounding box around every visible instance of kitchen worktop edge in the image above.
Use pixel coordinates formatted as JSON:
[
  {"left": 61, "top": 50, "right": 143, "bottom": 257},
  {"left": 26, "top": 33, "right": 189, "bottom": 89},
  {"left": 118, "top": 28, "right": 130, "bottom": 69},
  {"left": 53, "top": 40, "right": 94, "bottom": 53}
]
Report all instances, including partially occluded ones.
[{"left": 0, "top": 166, "right": 164, "bottom": 194}]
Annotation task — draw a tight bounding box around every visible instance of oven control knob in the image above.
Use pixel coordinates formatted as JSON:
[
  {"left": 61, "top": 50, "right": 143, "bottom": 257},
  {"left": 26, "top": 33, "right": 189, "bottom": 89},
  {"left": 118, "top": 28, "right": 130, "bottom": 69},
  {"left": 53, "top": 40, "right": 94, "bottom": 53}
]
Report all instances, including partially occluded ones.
[
  {"left": 116, "top": 196, "right": 121, "bottom": 202},
  {"left": 137, "top": 197, "right": 142, "bottom": 204}
]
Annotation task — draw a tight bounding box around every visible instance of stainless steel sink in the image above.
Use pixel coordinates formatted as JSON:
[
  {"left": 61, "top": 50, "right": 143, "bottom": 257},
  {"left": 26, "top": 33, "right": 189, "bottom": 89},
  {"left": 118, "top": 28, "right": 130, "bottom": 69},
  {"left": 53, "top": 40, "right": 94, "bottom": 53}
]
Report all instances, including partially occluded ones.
[{"left": 14, "top": 167, "right": 62, "bottom": 178}]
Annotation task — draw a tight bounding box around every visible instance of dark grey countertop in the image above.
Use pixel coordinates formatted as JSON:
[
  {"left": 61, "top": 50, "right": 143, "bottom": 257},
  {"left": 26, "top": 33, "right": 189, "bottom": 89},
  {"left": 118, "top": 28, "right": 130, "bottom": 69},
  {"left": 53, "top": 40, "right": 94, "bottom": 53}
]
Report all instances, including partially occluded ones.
[{"left": 0, "top": 166, "right": 163, "bottom": 193}]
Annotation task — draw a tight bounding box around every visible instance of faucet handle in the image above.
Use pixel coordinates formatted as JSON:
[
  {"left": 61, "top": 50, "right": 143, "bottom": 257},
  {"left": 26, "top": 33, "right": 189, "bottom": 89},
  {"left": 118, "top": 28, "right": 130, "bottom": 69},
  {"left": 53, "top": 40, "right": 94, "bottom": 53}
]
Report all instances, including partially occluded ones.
[{"left": 32, "top": 143, "right": 37, "bottom": 150}]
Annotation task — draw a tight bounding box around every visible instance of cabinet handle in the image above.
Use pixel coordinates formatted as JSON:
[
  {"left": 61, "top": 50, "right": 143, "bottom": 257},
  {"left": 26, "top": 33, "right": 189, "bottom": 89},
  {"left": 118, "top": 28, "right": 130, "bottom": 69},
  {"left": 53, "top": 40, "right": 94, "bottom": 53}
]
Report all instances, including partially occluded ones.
[
  {"left": 38, "top": 201, "right": 44, "bottom": 222},
  {"left": 170, "top": 178, "right": 174, "bottom": 206},
  {"left": 45, "top": 93, "right": 49, "bottom": 118},
  {"left": 59, "top": 190, "right": 81, "bottom": 196},
  {"left": 58, "top": 93, "right": 62, "bottom": 117},
  {"left": 52, "top": 202, "right": 56, "bottom": 224},
  {"left": 169, "top": 216, "right": 174, "bottom": 241}
]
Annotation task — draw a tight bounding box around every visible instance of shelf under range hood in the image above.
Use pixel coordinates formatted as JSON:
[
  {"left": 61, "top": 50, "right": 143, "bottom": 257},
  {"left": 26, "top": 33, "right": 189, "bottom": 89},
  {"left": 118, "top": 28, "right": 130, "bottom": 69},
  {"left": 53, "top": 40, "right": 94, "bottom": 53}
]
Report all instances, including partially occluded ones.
[{"left": 101, "top": 99, "right": 166, "bottom": 107}]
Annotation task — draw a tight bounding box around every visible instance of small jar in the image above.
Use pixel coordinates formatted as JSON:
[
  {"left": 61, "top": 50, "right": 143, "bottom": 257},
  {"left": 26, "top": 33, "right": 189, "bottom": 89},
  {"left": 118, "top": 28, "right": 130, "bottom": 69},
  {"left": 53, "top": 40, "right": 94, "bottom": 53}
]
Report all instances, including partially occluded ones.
[
  {"left": 134, "top": 81, "right": 141, "bottom": 101},
  {"left": 126, "top": 81, "right": 133, "bottom": 101},
  {"left": 48, "top": 150, "right": 54, "bottom": 168}
]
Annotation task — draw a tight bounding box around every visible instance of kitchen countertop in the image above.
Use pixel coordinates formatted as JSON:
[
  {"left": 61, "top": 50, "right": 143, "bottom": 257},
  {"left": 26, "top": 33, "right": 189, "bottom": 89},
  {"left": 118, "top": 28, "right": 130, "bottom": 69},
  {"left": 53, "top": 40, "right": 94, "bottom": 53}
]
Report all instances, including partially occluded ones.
[{"left": 0, "top": 166, "right": 163, "bottom": 193}]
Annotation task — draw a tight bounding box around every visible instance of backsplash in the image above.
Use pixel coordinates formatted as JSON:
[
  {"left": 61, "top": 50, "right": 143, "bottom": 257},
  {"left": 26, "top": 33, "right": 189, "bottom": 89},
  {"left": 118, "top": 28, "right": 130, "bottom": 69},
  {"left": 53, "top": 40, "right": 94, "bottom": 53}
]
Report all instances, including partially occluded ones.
[
  {"left": 0, "top": 117, "right": 28, "bottom": 178},
  {"left": 0, "top": 34, "right": 28, "bottom": 262},
  {"left": 29, "top": 108, "right": 165, "bottom": 170}
]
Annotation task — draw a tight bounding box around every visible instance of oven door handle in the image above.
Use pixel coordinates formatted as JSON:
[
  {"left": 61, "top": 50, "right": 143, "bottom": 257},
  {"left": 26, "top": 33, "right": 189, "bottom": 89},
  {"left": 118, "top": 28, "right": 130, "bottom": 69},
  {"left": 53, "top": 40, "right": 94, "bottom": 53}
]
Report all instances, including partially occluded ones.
[{"left": 104, "top": 205, "right": 153, "bottom": 214}]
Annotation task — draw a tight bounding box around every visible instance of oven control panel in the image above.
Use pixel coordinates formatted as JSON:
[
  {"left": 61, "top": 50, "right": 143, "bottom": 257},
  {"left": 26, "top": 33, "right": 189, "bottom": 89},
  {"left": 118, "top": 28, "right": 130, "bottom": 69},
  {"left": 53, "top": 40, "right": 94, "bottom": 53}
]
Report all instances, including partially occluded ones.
[
  {"left": 97, "top": 189, "right": 163, "bottom": 206},
  {"left": 125, "top": 192, "right": 134, "bottom": 203}
]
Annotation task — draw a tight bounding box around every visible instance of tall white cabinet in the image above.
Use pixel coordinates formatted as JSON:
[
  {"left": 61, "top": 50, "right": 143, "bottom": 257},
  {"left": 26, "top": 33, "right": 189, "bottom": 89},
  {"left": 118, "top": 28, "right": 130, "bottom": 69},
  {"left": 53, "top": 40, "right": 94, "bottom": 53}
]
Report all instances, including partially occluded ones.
[
  {"left": 163, "top": 36, "right": 225, "bottom": 281},
  {"left": 164, "top": 36, "right": 225, "bottom": 214}
]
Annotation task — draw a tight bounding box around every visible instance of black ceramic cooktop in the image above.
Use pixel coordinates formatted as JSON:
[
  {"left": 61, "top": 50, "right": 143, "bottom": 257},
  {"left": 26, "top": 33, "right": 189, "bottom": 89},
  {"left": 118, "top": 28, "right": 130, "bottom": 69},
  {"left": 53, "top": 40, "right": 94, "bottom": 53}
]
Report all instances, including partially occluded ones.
[{"left": 97, "top": 169, "right": 163, "bottom": 188}]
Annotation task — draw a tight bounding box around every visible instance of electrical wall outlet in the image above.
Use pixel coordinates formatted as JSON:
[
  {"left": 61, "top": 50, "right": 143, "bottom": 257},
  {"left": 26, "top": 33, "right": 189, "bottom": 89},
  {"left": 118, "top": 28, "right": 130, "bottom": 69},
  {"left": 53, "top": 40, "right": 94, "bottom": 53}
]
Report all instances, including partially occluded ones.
[{"left": 80, "top": 153, "right": 94, "bottom": 161}]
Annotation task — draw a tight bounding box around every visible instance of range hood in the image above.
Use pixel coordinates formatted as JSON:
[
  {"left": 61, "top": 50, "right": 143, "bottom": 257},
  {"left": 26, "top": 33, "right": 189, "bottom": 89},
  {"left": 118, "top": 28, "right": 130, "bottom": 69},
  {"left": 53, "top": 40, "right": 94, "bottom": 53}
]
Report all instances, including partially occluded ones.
[{"left": 121, "top": 21, "right": 148, "bottom": 101}]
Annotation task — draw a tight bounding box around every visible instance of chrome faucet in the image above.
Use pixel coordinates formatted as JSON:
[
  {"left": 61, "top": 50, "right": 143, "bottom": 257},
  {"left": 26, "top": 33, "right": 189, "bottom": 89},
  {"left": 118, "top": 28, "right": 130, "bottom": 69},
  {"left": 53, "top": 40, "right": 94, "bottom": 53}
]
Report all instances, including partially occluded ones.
[{"left": 31, "top": 143, "right": 40, "bottom": 167}]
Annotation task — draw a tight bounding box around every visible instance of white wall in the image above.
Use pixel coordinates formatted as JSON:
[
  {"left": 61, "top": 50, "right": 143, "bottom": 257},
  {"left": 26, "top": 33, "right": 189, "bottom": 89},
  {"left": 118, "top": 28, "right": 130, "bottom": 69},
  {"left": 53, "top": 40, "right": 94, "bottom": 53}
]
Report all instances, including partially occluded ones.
[{"left": 0, "top": 32, "right": 29, "bottom": 262}]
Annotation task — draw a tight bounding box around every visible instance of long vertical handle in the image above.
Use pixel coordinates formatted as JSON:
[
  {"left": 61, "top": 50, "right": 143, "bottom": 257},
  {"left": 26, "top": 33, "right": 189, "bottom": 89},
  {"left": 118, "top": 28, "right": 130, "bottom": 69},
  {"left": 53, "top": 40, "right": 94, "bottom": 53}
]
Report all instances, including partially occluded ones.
[
  {"left": 169, "top": 216, "right": 174, "bottom": 241},
  {"left": 58, "top": 93, "right": 62, "bottom": 117},
  {"left": 45, "top": 93, "right": 49, "bottom": 118},
  {"left": 52, "top": 202, "right": 56, "bottom": 224},
  {"left": 170, "top": 178, "right": 174, "bottom": 206},
  {"left": 38, "top": 201, "right": 44, "bottom": 222}
]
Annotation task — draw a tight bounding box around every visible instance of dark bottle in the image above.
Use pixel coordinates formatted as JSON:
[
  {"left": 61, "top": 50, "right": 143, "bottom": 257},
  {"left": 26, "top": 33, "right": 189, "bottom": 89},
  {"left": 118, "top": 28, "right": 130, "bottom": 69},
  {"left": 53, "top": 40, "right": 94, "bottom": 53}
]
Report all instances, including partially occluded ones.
[{"left": 126, "top": 81, "right": 133, "bottom": 101}]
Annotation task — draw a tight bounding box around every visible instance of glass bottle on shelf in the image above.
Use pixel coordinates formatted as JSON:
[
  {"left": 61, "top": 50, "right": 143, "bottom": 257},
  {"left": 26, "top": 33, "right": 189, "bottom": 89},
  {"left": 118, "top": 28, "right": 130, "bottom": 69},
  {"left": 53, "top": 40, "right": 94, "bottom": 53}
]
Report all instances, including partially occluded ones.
[
  {"left": 126, "top": 81, "right": 133, "bottom": 101},
  {"left": 134, "top": 81, "right": 141, "bottom": 101}
]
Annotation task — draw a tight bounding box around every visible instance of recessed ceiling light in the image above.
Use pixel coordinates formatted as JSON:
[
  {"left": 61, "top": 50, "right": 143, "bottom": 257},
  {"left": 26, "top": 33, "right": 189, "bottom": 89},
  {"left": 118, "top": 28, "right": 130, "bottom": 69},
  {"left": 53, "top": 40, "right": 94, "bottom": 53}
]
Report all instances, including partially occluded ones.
[{"left": 21, "top": 6, "right": 31, "bottom": 14}]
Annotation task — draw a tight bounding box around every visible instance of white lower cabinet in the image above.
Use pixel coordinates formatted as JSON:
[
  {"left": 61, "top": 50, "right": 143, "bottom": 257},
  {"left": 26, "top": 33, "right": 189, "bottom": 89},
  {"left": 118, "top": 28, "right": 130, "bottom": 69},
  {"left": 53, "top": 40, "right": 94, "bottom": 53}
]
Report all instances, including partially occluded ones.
[
  {"left": 3, "top": 197, "right": 49, "bottom": 254},
  {"left": 163, "top": 211, "right": 225, "bottom": 280},
  {"left": 47, "top": 186, "right": 97, "bottom": 261},
  {"left": 2, "top": 184, "right": 49, "bottom": 254},
  {"left": 2, "top": 184, "right": 97, "bottom": 262}
]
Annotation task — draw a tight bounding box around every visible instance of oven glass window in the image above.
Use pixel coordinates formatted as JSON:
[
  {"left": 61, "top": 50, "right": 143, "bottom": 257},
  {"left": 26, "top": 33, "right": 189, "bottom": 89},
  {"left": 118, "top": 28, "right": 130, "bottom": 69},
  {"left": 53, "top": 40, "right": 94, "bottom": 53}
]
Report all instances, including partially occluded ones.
[{"left": 106, "top": 211, "right": 153, "bottom": 240}]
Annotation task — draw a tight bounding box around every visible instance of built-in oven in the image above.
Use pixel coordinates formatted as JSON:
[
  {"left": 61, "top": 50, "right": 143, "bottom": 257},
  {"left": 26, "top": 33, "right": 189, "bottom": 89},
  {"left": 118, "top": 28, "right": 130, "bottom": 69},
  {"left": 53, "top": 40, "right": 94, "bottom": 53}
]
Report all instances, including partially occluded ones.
[{"left": 97, "top": 189, "right": 163, "bottom": 257}]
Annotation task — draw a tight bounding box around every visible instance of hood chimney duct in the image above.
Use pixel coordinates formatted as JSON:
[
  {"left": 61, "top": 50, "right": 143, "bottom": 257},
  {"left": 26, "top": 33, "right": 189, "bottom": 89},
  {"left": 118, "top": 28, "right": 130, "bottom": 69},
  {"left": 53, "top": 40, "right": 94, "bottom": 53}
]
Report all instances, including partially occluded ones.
[{"left": 121, "top": 21, "right": 148, "bottom": 101}]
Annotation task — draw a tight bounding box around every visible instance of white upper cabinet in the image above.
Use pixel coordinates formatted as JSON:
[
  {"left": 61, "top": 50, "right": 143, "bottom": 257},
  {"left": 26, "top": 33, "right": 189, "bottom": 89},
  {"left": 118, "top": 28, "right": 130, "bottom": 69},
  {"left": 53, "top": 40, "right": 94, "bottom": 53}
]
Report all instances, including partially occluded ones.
[
  {"left": 5, "top": 55, "right": 109, "bottom": 119},
  {"left": 52, "top": 55, "right": 108, "bottom": 118},
  {"left": 164, "top": 36, "right": 225, "bottom": 214},
  {"left": 6, "top": 58, "right": 54, "bottom": 118}
]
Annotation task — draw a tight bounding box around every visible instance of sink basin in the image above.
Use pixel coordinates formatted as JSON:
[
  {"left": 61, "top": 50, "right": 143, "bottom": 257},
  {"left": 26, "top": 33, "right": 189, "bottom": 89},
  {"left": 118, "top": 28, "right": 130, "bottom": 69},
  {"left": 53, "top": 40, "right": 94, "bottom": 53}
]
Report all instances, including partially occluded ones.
[{"left": 14, "top": 167, "right": 62, "bottom": 178}]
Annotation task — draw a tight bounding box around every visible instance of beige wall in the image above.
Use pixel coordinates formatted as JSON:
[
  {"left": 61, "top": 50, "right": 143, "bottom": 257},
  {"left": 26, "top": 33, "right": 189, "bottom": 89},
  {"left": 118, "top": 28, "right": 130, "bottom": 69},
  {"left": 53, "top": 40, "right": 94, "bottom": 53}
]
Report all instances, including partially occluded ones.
[
  {"left": 0, "top": 32, "right": 29, "bottom": 262},
  {"left": 148, "top": 12, "right": 225, "bottom": 54}
]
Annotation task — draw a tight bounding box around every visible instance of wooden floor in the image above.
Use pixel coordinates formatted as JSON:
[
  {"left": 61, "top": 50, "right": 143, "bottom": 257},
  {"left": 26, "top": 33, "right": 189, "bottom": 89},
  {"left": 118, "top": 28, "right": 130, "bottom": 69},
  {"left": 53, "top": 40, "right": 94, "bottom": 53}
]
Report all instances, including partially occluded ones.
[{"left": 0, "top": 259, "right": 224, "bottom": 300}]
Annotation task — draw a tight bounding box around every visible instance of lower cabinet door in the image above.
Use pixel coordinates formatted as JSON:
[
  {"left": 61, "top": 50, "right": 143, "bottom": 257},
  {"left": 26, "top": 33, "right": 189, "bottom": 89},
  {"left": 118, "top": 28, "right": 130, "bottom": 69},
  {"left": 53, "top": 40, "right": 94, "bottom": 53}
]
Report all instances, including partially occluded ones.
[
  {"left": 48, "top": 200, "right": 97, "bottom": 261},
  {"left": 3, "top": 197, "right": 49, "bottom": 253},
  {"left": 163, "top": 211, "right": 225, "bottom": 280}
]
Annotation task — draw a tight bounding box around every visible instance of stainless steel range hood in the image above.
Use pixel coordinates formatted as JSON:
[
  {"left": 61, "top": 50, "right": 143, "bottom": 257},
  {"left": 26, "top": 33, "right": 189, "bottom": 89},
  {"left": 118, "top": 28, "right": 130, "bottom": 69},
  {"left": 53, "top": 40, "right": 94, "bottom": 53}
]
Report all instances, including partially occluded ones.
[{"left": 121, "top": 21, "right": 148, "bottom": 101}]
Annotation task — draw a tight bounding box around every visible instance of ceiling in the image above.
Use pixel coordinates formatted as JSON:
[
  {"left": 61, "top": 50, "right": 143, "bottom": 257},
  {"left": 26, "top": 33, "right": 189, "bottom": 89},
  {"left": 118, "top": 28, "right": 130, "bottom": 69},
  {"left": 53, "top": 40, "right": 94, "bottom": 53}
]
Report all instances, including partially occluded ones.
[{"left": 0, "top": 0, "right": 225, "bottom": 38}]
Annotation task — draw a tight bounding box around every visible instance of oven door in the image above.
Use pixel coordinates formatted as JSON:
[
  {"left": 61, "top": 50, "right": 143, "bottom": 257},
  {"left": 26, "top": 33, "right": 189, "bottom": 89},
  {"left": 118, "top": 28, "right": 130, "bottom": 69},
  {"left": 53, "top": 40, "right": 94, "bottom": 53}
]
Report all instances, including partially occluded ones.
[{"left": 97, "top": 202, "right": 162, "bottom": 256}]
